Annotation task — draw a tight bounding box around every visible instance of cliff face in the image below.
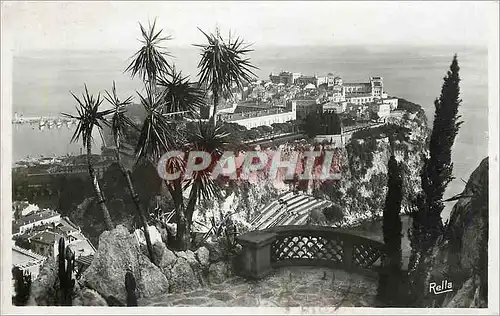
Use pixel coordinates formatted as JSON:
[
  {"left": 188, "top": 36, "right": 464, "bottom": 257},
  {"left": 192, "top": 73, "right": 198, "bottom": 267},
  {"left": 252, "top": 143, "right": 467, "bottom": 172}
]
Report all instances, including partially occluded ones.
[
  {"left": 195, "top": 101, "right": 429, "bottom": 230},
  {"left": 318, "top": 108, "right": 428, "bottom": 227},
  {"left": 421, "top": 157, "right": 488, "bottom": 308}
]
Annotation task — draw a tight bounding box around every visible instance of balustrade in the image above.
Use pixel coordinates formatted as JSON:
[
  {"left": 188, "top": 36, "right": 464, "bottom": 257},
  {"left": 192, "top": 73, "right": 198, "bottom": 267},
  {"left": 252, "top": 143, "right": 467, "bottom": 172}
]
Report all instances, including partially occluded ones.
[{"left": 235, "top": 225, "right": 386, "bottom": 279}]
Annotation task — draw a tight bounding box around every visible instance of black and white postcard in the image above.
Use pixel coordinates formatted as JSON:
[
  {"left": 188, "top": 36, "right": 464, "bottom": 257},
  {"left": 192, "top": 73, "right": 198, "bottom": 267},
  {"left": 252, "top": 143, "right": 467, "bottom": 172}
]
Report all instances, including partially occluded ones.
[{"left": 1, "top": 1, "right": 498, "bottom": 315}]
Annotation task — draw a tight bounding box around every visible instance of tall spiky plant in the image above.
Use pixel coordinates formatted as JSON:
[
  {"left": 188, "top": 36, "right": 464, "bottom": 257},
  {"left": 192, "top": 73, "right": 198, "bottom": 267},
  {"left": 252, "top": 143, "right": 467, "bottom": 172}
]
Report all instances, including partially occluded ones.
[
  {"left": 126, "top": 18, "right": 172, "bottom": 89},
  {"left": 134, "top": 82, "right": 188, "bottom": 249},
  {"left": 62, "top": 85, "right": 114, "bottom": 230},
  {"left": 104, "top": 81, "right": 155, "bottom": 262},
  {"left": 157, "top": 67, "right": 206, "bottom": 116},
  {"left": 194, "top": 27, "right": 257, "bottom": 122},
  {"left": 180, "top": 121, "right": 229, "bottom": 249},
  {"left": 134, "top": 83, "right": 180, "bottom": 163}
]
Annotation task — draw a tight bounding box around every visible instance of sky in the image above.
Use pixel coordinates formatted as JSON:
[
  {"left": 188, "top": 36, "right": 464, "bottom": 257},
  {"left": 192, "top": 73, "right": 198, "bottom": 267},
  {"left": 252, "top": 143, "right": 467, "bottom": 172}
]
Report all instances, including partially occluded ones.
[{"left": 1, "top": 1, "right": 495, "bottom": 53}]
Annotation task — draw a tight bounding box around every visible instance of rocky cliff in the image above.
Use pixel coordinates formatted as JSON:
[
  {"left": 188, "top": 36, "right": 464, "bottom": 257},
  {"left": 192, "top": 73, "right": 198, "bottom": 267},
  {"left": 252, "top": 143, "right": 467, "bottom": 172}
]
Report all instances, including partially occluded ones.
[
  {"left": 421, "top": 157, "right": 488, "bottom": 308},
  {"left": 324, "top": 107, "right": 428, "bottom": 227},
  {"left": 195, "top": 99, "right": 429, "bottom": 230}
]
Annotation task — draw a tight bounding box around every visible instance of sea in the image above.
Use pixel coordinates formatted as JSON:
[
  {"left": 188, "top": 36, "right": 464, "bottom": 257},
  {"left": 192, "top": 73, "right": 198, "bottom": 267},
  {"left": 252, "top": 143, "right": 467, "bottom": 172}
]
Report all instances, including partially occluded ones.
[{"left": 11, "top": 45, "right": 489, "bottom": 220}]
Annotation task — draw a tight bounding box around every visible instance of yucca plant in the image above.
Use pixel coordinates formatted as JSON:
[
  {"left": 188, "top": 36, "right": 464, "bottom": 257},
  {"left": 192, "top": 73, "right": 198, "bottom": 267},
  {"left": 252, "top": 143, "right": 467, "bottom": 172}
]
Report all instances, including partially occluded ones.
[
  {"left": 194, "top": 27, "right": 257, "bottom": 122},
  {"left": 179, "top": 121, "right": 229, "bottom": 249},
  {"left": 104, "top": 81, "right": 155, "bottom": 262},
  {"left": 135, "top": 83, "right": 181, "bottom": 162},
  {"left": 134, "top": 82, "right": 189, "bottom": 250},
  {"left": 157, "top": 67, "right": 206, "bottom": 118},
  {"left": 62, "top": 85, "right": 114, "bottom": 230},
  {"left": 126, "top": 18, "right": 172, "bottom": 89}
]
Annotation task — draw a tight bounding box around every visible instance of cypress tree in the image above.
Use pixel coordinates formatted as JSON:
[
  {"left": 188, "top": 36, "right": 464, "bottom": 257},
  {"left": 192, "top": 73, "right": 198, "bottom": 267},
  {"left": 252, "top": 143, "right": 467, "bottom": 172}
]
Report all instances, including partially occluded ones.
[
  {"left": 377, "top": 154, "right": 403, "bottom": 306},
  {"left": 422, "top": 54, "right": 463, "bottom": 248},
  {"left": 408, "top": 54, "right": 463, "bottom": 305},
  {"left": 384, "top": 155, "right": 403, "bottom": 268}
]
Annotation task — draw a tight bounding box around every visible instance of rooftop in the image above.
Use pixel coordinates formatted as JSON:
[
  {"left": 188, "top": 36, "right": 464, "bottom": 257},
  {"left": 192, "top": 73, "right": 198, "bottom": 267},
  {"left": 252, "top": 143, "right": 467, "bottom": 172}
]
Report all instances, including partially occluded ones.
[
  {"left": 75, "top": 254, "right": 94, "bottom": 267},
  {"left": 59, "top": 217, "right": 80, "bottom": 231},
  {"left": 67, "top": 239, "right": 96, "bottom": 257},
  {"left": 13, "top": 209, "right": 60, "bottom": 230},
  {"left": 346, "top": 93, "right": 373, "bottom": 98},
  {"left": 343, "top": 82, "right": 371, "bottom": 88},
  {"left": 323, "top": 102, "right": 345, "bottom": 108},
  {"left": 219, "top": 108, "right": 292, "bottom": 122},
  {"left": 12, "top": 245, "right": 46, "bottom": 269},
  {"left": 30, "top": 230, "right": 64, "bottom": 245}
]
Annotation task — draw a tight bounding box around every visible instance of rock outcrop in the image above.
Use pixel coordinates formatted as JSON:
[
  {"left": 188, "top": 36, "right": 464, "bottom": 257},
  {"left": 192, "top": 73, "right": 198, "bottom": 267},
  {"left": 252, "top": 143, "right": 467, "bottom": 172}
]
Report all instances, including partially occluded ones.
[
  {"left": 78, "top": 225, "right": 238, "bottom": 304},
  {"left": 195, "top": 247, "right": 210, "bottom": 268},
  {"left": 81, "top": 225, "right": 169, "bottom": 305},
  {"left": 72, "top": 288, "right": 108, "bottom": 306},
  {"left": 168, "top": 258, "right": 201, "bottom": 293},
  {"left": 422, "top": 157, "right": 488, "bottom": 308},
  {"left": 207, "top": 261, "right": 232, "bottom": 284},
  {"left": 27, "top": 259, "right": 58, "bottom": 306}
]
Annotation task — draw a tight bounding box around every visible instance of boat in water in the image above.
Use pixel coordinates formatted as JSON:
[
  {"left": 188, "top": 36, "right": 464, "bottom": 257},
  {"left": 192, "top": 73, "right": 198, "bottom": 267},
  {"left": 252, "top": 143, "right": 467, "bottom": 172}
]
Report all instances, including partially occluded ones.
[{"left": 38, "top": 118, "right": 46, "bottom": 129}]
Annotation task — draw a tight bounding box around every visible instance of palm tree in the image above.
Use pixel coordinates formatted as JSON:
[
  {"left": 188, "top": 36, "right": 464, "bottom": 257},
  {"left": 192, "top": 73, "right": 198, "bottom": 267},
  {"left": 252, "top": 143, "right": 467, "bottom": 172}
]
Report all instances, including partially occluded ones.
[
  {"left": 134, "top": 83, "right": 180, "bottom": 163},
  {"left": 62, "top": 85, "right": 114, "bottom": 230},
  {"left": 135, "top": 80, "right": 229, "bottom": 250},
  {"left": 157, "top": 67, "right": 206, "bottom": 117},
  {"left": 194, "top": 27, "right": 257, "bottom": 122},
  {"left": 134, "top": 83, "right": 185, "bottom": 226},
  {"left": 104, "top": 81, "right": 155, "bottom": 262},
  {"left": 126, "top": 18, "right": 172, "bottom": 89},
  {"left": 181, "top": 121, "right": 229, "bottom": 249},
  {"left": 125, "top": 19, "right": 188, "bottom": 250}
]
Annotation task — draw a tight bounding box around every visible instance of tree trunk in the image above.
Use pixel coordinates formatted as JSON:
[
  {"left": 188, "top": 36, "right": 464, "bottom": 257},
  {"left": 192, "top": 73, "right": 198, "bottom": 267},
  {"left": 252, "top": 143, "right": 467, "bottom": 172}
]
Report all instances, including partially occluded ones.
[
  {"left": 86, "top": 137, "right": 114, "bottom": 230},
  {"left": 185, "top": 182, "right": 200, "bottom": 245},
  {"left": 166, "top": 181, "right": 190, "bottom": 250},
  {"left": 212, "top": 90, "right": 218, "bottom": 126},
  {"left": 114, "top": 140, "right": 155, "bottom": 262}
]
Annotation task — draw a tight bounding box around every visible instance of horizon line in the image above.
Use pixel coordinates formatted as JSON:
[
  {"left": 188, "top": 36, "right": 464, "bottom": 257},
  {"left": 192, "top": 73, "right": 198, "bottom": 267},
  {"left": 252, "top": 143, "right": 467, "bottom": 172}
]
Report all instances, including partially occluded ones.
[{"left": 16, "top": 43, "right": 488, "bottom": 52}]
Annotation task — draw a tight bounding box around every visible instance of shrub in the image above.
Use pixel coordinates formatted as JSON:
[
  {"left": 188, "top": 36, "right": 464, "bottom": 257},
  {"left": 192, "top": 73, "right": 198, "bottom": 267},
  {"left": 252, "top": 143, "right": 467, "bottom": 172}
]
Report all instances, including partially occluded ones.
[
  {"left": 323, "top": 204, "right": 344, "bottom": 223},
  {"left": 12, "top": 267, "right": 31, "bottom": 306}
]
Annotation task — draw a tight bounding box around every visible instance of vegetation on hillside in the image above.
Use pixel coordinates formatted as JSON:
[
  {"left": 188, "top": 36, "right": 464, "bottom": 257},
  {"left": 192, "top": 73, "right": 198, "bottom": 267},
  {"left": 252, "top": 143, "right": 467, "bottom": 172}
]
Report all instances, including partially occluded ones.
[{"left": 300, "top": 111, "right": 342, "bottom": 138}]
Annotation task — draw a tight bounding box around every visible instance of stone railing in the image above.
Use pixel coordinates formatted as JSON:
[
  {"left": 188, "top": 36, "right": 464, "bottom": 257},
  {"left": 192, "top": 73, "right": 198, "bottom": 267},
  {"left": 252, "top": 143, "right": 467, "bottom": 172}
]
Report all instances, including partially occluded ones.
[{"left": 235, "top": 225, "right": 386, "bottom": 279}]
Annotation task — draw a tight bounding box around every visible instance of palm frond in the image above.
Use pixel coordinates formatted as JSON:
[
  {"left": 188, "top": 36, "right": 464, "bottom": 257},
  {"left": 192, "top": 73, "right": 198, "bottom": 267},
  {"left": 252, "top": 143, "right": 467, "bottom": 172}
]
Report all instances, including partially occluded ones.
[
  {"left": 104, "top": 81, "right": 138, "bottom": 146},
  {"left": 157, "top": 68, "right": 206, "bottom": 116},
  {"left": 134, "top": 84, "right": 182, "bottom": 163},
  {"left": 183, "top": 120, "right": 230, "bottom": 200},
  {"left": 195, "top": 28, "right": 258, "bottom": 102},
  {"left": 62, "top": 85, "right": 111, "bottom": 146},
  {"left": 125, "top": 18, "right": 173, "bottom": 84},
  {"left": 188, "top": 120, "right": 230, "bottom": 153}
]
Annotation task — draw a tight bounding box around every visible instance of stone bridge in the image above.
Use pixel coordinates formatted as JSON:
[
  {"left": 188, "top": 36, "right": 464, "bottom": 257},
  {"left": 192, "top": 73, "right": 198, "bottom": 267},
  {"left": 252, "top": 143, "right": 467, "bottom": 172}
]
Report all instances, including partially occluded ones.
[{"left": 235, "top": 225, "right": 386, "bottom": 279}]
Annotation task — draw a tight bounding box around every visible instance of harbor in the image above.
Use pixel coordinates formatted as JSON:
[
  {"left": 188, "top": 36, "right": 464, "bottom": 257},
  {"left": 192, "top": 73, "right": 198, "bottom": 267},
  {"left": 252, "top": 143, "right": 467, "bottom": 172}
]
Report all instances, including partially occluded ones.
[{"left": 13, "top": 113, "right": 78, "bottom": 130}]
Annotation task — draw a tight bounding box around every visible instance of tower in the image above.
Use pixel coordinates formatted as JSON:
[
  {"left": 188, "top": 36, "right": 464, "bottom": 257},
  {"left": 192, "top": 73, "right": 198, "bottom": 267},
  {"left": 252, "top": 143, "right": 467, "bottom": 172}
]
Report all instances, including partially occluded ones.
[{"left": 370, "top": 77, "right": 384, "bottom": 98}]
